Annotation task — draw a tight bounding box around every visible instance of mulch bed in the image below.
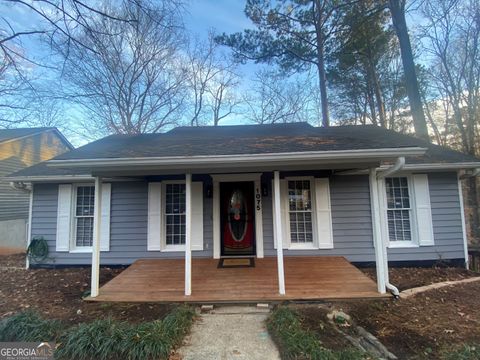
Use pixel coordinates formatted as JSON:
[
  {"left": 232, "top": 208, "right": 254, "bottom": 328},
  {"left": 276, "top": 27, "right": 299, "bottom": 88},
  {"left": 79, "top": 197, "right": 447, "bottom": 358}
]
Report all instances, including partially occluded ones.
[
  {"left": 360, "top": 266, "right": 477, "bottom": 291},
  {"left": 341, "top": 281, "right": 480, "bottom": 359},
  {"left": 0, "top": 254, "right": 173, "bottom": 325},
  {"left": 292, "top": 305, "right": 356, "bottom": 352},
  {"left": 291, "top": 267, "right": 480, "bottom": 359},
  {"left": 0, "top": 253, "right": 26, "bottom": 269}
]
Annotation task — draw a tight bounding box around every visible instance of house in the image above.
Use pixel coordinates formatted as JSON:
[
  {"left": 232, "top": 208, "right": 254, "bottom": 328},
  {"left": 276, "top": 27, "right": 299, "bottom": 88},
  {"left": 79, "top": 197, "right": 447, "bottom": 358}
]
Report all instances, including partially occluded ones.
[
  {"left": 0, "top": 128, "right": 73, "bottom": 254},
  {"left": 6, "top": 123, "right": 480, "bottom": 301}
]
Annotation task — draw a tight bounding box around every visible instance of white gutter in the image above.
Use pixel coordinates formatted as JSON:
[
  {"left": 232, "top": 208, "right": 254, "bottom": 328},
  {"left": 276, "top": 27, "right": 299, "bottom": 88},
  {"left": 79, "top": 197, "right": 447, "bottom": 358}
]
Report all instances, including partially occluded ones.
[
  {"left": 384, "top": 162, "right": 480, "bottom": 171},
  {"left": 7, "top": 175, "right": 94, "bottom": 183},
  {"left": 47, "top": 147, "right": 427, "bottom": 168},
  {"left": 375, "top": 157, "right": 405, "bottom": 297}
]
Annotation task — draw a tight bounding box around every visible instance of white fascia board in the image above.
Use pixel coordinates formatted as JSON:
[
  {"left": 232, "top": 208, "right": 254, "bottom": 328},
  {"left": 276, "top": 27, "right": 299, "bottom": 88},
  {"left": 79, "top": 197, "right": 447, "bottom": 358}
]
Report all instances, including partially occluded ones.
[
  {"left": 7, "top": 175, "right": 94, "bottom": 183},
  {"left": 47, "top": 147, "right": 428, "bottom": 169},
  {"left": 381, "top": 162, "right": 480, "bottom": 171},
  {"left": 336, "top": 162, "right": 480, "bottom": 175}
]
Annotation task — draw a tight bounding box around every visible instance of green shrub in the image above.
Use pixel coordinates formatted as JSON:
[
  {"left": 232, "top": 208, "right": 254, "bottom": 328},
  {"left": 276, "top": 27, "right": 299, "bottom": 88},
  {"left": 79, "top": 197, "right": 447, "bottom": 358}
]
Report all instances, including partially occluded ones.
[
  {"left": 443, "top": 345, "right": 480, "bottom": 360},
  {"left": 125, "top": 305, "right": 195, "bottom": 360},
  {"left": 55, "top": 317, "right": 127, "bottom": 360},
  {"left": 0, "top": 310, "right": 63, "bottom": 342},
  {"left": 56, "top": 305, "right": 195, "bottom": 360},
  {"left": 267, "top": 306, "right": 366, "bottom": 360}
]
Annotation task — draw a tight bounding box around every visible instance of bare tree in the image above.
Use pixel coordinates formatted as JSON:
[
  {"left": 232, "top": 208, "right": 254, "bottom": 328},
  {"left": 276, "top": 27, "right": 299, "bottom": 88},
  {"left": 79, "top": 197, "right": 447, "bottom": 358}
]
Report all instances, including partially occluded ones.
[
  {"left": 0, "top": 0, "right": 164, "bottom": 130},
  {"left": 422, "top": 0, "right": 480, "bottom": 155},
  {"left": 208, "top": 67, "right": 241, "bottom": 126},
  {"left": 57, "top": 0, "right": 186, "bottom": 136},
  {"left": 421, "top": 0, "right": 480, "bottom": 242},
  {"left": 245, "top": 70, "right": 315, "bottom": 124},
  {"left": 186, "top": 33, "right": 241, "bottom": 126},
  {"left": 0, "top": 0, "right": 145, "bottom": 71},
  {"left": 0, "top": 54, "right": 30, "bottom": 126}
]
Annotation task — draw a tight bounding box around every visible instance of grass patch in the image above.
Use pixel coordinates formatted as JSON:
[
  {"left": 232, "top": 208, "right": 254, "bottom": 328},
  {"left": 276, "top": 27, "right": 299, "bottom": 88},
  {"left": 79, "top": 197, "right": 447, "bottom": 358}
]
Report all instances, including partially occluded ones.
[
  {"left": 267, "top": 306, "right": 367, "bottom": 360},
  {"left": 0, "top": 310, "right": 64, "bottom": 342},
  {"left": 0, "top": 306, "right": 194, "bottom": 360},
  {"left": 443, "top": 345, "right": 480, "bottom": 360},
  {"left": 56, "top": 305, "right": 194, "bottom": 360}
]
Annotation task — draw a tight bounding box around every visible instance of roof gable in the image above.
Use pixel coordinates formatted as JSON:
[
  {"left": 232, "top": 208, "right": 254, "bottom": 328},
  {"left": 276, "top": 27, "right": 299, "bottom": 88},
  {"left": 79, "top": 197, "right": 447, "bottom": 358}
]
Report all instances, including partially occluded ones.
[{"left": 0, "top": 127, "right": 73, "bottom": 149}]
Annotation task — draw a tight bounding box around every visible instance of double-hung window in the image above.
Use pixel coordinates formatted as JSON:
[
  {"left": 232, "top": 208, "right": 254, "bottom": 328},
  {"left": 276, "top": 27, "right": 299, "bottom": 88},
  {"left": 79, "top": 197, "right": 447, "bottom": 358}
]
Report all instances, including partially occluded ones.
[
  {"left": 385, "top": 177, "right": 413, "bottom": 244},
  {"left": 287, "top": 179, "right": 314, "bottom": 246},
  {"left": 73, "top": 185, "right": 95, "bottom": 248},
  {"left": 165, "top": 183, "right": 186, "bottom": 248}
]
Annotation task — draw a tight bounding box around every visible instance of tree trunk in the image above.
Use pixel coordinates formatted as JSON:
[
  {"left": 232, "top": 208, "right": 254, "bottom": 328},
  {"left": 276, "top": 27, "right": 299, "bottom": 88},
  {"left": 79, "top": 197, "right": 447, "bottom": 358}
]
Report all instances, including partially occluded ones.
[
  {"left": 388, "top": 0, "right": 429, "bottom": 141},
  {"left": 314, "top": 0, "right": 330, "bottom": 127},
  {"left": 366, "top": 59, "right": 386, "bottom": 127},
  {"left": 366, "top": 77, "right": 378, "bottom": 125},
  {"left": 372, "top": 68, "right": 387, "bottom": 128}
]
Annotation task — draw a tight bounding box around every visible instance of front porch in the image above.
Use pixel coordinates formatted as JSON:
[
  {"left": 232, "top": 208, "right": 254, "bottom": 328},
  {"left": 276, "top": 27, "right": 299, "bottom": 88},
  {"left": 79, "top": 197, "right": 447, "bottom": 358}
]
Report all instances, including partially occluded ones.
[{"left": 87, "top": 256, "right": 387, "bottom": 302}]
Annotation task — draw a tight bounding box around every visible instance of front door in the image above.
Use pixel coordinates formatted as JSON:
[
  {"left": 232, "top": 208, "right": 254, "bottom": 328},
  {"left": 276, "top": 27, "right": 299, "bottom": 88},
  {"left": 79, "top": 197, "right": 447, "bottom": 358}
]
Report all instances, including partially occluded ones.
[{"left": 220, "top": 182, "right": 256, "bottom": 256}]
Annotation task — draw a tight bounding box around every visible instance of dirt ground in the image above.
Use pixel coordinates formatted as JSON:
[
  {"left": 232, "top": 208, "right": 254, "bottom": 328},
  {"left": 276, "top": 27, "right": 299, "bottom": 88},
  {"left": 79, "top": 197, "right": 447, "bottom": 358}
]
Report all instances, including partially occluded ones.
[
  {"left": 340, "top": 281, "right": 480, "bottom": 359},
  {"left": 0, "top": 254, "right": 173, "bottom": 325},
  {"left": 291, "top": 266, "right": 480, "bottom": 359},
  {"left": 293, "top": 305, "right": 356, "bottom": 352},
  {"left": 2, "top": 254, "right": 480, "bottom": 358},
  {"left": 360, "top": 266, "right": 476, "bottom": 291}
]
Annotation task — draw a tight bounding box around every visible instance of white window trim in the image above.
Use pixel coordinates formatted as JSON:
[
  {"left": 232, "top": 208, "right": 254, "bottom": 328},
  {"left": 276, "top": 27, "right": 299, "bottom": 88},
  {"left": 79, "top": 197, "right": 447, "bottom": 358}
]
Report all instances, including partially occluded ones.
[
  {"left": 284, "top": 176, "right": 318, "bottom": 250},
  {"left": 70, "top": 183, "right": 95, "bottom": 253},
  {"left": 381, "top": 175, "right": 419, "bottom": 248},
  {"left": 162, "top": 180, "right": 186, "bottom": 251}
]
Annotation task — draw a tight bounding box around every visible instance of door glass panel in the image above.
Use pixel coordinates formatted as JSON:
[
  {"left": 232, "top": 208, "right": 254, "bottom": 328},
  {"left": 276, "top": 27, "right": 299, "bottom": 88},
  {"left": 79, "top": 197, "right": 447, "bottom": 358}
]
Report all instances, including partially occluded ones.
[{"left": 228, "top": 189, "right": 248, "bottom": 241}]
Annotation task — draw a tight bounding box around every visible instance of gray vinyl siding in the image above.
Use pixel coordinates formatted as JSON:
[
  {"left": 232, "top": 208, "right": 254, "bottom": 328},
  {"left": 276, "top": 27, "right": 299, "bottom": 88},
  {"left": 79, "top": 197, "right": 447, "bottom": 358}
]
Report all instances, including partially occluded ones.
[
  {"left": 31, "top": 182, "right": 212, "bottom": 266},
  {"left": 263, "top": 175, "right": 376, "bottom": 262},
  {"left": 30, "top": 172, "right": 465, "bottom": 266},
  {"left": 388, "top": 172, "right": 465, "bottom": 261}
]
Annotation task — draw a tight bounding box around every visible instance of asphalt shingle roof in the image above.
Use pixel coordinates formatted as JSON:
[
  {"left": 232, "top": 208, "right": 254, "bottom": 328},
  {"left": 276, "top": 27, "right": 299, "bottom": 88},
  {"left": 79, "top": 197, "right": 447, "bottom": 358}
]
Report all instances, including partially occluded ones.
[
  {"left": 49, "top": 123, "right": 426, "bottom": 158},
  {"left": 7, "top": 123, "right": 480, "bottom": 178}
]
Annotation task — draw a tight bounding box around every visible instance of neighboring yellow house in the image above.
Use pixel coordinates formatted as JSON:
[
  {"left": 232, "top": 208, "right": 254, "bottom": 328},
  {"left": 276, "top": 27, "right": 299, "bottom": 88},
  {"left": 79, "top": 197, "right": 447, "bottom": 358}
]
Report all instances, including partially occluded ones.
[{"left": 0, "top": 128, "right": 73, "bottom": 254}]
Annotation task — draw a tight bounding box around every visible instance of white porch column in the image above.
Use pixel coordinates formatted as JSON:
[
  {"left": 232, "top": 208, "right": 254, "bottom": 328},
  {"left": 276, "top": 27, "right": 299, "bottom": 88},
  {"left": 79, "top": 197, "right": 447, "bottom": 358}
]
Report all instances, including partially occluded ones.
[
  {"left": 91, "top": 176, "right": 103, "bottom": 298},
  {"left": 369, "top": 169, "right": 387, "bottom": 293},
  {"left": 273, "top": 171, "right": 286, "bottom": 295},
  {"left": 185, "top": 173, "right": 192, "bottom": 296}
]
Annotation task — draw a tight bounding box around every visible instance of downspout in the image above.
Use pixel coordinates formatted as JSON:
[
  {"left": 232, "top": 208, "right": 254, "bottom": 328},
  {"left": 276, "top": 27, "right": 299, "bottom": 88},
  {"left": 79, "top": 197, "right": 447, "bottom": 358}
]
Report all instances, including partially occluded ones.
[
  {"left": 458, "top": 168, "right": 480, "bottom": 269},
  {"left": 375, "top": 157, "right": 405, "bottom": 297}
]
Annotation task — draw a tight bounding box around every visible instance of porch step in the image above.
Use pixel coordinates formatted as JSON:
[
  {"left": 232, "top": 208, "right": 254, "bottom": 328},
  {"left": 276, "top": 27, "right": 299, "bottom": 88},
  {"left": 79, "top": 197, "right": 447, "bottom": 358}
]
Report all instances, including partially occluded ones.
[{"left": 200, "top": 304, "right": 271, "bottom": 315}]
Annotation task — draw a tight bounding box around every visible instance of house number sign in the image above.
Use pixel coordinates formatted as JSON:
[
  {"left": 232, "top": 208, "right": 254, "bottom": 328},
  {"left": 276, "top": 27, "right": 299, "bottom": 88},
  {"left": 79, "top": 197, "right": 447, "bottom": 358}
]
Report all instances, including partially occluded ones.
[{"left": 255, "top": 186, "right": 262, "bottom": 211}]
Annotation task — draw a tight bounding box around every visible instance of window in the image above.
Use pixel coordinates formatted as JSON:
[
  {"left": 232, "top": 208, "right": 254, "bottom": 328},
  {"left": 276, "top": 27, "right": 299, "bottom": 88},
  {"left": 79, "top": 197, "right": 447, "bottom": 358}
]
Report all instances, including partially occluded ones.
[
  {"left": 288, "top": 180, "right": 314, "bottom": 244},
  {"left": 385, "top": 177, "right": 412, "bottom": 243},
  {"left": 165, "top": 183, "right": 186, "bottom": 246},
  {"left": 74, "top": 185, "right": 95, "bottom": 248}
]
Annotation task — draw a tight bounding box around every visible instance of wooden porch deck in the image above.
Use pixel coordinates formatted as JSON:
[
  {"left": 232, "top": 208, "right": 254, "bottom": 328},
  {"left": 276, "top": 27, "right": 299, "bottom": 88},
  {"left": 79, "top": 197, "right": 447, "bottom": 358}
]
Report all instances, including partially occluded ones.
[{"left": 88, "top": 257, "right": 387, "bottom": 302}]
